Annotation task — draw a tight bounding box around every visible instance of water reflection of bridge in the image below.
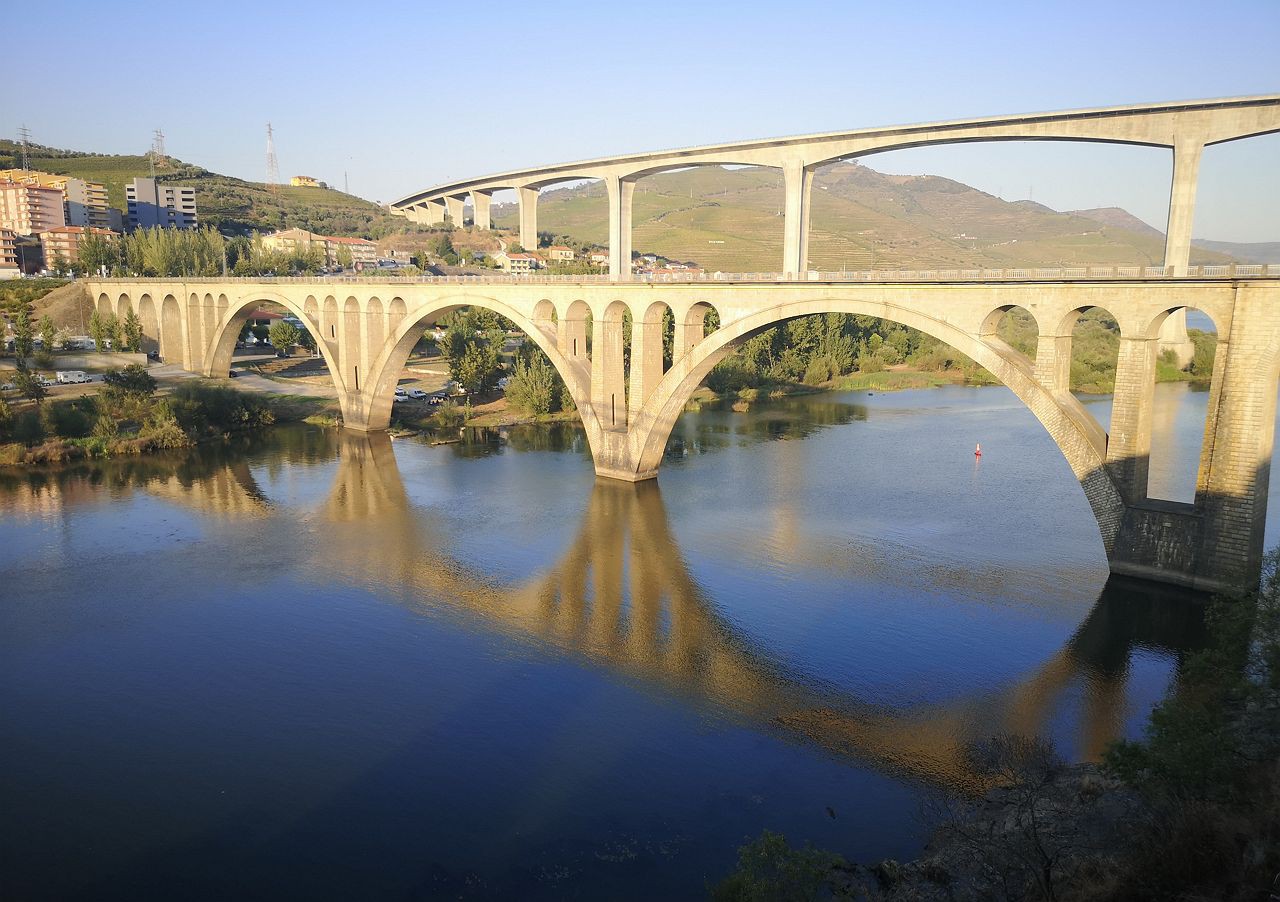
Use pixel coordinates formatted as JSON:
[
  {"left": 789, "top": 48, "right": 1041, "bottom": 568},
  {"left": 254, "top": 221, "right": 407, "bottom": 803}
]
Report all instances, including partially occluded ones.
[{"left": 1, "top": 432, "right": 1203, "bottom": 789}]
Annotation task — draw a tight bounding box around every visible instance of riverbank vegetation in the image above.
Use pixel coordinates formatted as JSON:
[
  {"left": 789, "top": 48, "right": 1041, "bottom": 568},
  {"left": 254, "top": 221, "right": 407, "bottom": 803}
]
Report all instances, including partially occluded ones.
[
  {"left": 0, "top": 364, "right": 322, "bottom": 466},
  {"left": 714, "top": 555, "right": 1280, "bottom": 901}
]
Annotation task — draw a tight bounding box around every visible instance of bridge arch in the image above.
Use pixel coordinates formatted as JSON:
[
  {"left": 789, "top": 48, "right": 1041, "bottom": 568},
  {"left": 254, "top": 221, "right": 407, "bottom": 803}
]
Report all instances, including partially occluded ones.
[
  {"left": 631, "top": 297, "right": 1126, "bottom": 551},
  {"left": 202, "top": 290, "right": 341, "bottom": 396},
  {"left": 365, "top": 294, "right": 600, "bottom": 451},
  {"left": 159, "top": 295, "right": 183, "bottom": 365}
]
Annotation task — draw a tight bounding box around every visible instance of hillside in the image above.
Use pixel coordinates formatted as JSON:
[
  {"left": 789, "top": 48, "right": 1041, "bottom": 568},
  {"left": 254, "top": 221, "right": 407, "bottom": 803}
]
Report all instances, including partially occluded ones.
[
  {"left": 491, "top": 162, "right": 1237, "bottom": 271},
  {"left": 0, "top": 140, "right": 398, "bottom": 238}
]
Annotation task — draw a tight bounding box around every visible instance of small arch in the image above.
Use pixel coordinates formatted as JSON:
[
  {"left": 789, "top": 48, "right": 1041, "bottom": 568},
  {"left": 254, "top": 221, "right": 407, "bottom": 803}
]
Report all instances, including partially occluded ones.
[
  {"left": 388, "top": 297, "right": 407, "bottom": 335},
  {"left": 322, "top": 296, "right": 339, "bottom": 343},
  {"left": 1146, "top": 306, "right": 1222, "bottom": 503},
  {"left": 365, "top": 296, "right": 385, "bottom": 355},
  {"left": 598, "top": 300, "right": 629, "bottom": 429},
  {"left": 160, "top": 294, "right": 182, "bottom": 363},
  {"left": 1061, "top": 305, "right": 1122, "bottom": 433},
  {"left": 115, "top": 293, "right": 130, "bottom": 320},
  {"left": 95, "top": 293, "right": 113, "bottom": 317},
  {"left": 673, "top": 301, "right": 719, "bottom": 361},
  {"left": 979, "top": 305, "right": 1039, "bottom": 375},
  {"left": 563, "top": 300, "right": 592, "bottom": 361},
  {"left": 137, "top": 294, "right": 158, "bottom": 353}
]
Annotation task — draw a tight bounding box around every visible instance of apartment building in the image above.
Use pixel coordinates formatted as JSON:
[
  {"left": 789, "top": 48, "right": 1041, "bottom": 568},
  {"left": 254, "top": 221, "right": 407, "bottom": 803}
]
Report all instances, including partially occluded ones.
[
  {"left": 0, "top": 170, "right": 112, "bottom": 230},
  {"left": 0, "top": 228, "right": 19, "bottom": 278},
  {"left": 0, "top": 180, "right": 67, "bottom": 235},
  {"left": 39, "top": 225, "right": 116, "bottom": 268},
  {"left": 327, "top": 235, "right": 377, "bottom": 266},
  {"left": 262, "top": 229, "right": 378, "bottom": 268},
  {"left": 126, "top": 177, "right": 198, "bottom": 229}
]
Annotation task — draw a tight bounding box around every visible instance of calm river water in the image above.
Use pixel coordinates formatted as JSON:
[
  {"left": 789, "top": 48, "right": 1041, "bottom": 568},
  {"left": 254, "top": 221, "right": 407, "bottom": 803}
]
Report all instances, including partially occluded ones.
[{"left": 1, "top": 382, "right": 1269, "bottom": 900}]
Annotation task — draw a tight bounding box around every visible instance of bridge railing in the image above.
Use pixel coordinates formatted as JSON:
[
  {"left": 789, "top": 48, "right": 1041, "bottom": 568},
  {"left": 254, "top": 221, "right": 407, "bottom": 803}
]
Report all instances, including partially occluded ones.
[{"left": 84, "top": 263, "right": 1280, "bottom": 285}]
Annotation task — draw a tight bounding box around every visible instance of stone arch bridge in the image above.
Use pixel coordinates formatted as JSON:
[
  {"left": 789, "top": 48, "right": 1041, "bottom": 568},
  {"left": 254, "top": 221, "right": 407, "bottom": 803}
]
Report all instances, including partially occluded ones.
[{"left": 85, "top": 272, "right": 1280, "bottom": 594}]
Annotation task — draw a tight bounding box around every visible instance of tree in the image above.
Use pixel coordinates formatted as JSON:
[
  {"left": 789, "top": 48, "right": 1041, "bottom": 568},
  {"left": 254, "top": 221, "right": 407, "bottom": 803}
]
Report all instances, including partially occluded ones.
[
  {"left": 505, "top": 348, "right": 561, "bottom": 415},
  {"left": 13, "top": 309, "right": 33, "bottom": 363},
  {"left": 38, "top": 315, "right": 57, "bottom": 356},
  {"left": 88, "top": 310, "right": 108, "bottom": 353},
  {"left": 50, "top": 252, "right": 69, "bottom": 276},
  {"left": 455, "top": 339, "right": 500, "bottom": 394},
  {"left": 297, "top": 328, "right": 317, "bottom": 355},
  {"left": 268, "top": 320, "right": 301, "bottom": 352},
  {"left": 13, "top": 365, "right": 46, "bottom": 406},
  {"left": 122, "top": 310, "right": 144, "bottom": 352},
  {"left": 107, "top": 314, "right": 125, "bottom": 353},
  {"left": 102, "top": 364, "right": 157, "bottom": 399},
  {"left": 335, "top": 244, "right": 353, "bottom": 269}
]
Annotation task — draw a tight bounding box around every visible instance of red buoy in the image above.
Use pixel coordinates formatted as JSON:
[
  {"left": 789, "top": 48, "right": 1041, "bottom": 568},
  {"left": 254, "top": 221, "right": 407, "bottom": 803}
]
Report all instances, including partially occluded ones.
[{"left": 975, "top": 443, "right": 982, "bottom": 457}]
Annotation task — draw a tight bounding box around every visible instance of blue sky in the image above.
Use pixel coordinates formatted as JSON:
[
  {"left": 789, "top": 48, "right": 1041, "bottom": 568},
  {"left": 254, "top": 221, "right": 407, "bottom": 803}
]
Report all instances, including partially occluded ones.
[{"left": 10, "top": 0, "right": 1279, "bottom": 241}]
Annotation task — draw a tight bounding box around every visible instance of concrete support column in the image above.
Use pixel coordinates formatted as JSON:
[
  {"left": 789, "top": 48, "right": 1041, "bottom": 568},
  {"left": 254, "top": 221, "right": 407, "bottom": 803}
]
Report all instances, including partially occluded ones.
[
  {"left": 782, "top": 160, "right": 813, "bottom": 275},
  {"left": 590, "top": 312, "right": 627, "bottom": 430},
  {"left": 444, "top": 195, "right": 466, "bottom": 228},
  {"left": 471, "top": 190, "right": 492, "bottom": 230},
  {"left": 1033, "top": 331, "right": 1073, "bottom": 393},
  {"left": 1158, "top": 308, "right": 1195, "bottom": 369},
  {"left": 606, "top": 175, "right": 635, "bottom": 279},
  {"left": 517, "top": 186, "right": 538, "bottom": 250},
  {"left": 424, "top": 199, "right": 445, "bottom": 226},
  {"left": 1196, "top": 284, "right": 1278, "bottom": 588},
  {"left": 628, "top": 310, "right": 665, "bottom": 414},
  {"left": 1163, "top": 139, "right": 1204, "bottom": 277},
  {"left": 1105, "top": 336, "right": 1159, "bottom": 502},
  {"left": 672, "top": 304, "right": 709, "bottom": 362}
]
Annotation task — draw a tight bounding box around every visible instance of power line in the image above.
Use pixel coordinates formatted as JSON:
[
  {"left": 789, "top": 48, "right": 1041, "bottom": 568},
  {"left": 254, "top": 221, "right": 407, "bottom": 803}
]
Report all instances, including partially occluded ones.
[{"left": 149, "top": 128, "right": 167, "bottom": 177}]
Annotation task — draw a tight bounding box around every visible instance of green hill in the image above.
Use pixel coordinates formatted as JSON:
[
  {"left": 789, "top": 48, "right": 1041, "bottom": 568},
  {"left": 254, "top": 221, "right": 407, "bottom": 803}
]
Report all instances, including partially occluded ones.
[
  {"left": 0, "top": 140, "right": 397, "bottom": 238},
  {"left": 492, "top": 162, "right": 1234, "bottom": 271}
]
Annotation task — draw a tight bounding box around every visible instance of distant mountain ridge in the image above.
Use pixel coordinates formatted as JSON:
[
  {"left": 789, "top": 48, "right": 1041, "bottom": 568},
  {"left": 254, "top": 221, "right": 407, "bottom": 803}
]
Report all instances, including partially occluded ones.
[
  {"left": 0, "top": 140, "right": 396, "bottom": 238},
  {"left": 492, "top": 161, "right": 1246, "bottom": 271}
]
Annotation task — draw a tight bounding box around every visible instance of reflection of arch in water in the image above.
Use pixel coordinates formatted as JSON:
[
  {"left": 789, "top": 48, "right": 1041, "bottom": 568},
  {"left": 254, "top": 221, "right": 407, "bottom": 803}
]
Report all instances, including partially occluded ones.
[
  {"left": 11, "top": 429, "right": 1195, "bottom": 791},
  {"left": 313, "top": 434, "right": 1198, "bottom": 789}
]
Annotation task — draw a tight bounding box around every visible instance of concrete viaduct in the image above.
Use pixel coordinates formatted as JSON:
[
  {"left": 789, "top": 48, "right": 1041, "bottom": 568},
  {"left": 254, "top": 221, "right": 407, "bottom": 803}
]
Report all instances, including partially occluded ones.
[{"left": 84, "top": 271, "right": 1280, "bottom": 595}]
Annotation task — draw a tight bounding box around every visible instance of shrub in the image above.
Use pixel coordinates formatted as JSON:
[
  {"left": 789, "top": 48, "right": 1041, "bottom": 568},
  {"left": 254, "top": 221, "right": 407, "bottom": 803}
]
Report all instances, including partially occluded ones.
[
  {"left": 711, "top": 831, "right": 847, "bottom": 902},
  {"left": 41, "top": 399, "right": 94, "bottom": 439},
  {"left": 434, "top": 401, "right": 467, "bottom": 429},
  {"left": 13, "top": 411, "right": 44, "bottom": 446},
  {"left": 138, "top": 400, "right": 191, "bottom": 450}
]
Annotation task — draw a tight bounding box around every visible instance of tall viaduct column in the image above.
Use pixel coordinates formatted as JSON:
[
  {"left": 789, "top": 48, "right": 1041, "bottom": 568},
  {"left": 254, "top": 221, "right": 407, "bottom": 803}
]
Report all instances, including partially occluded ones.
[
  {"left": 607, "top": 175, "right": 635, "bottom": 279},
  {"left": 1158, "top": 139, "right": 1204, "bottom": 366},
  {"left": 444, "top": 195, "right": 466, "bottom": 228},
  {"left": 424, "top": 199, "right": 446, "bottom": 226},
  {"left": 517, "top": 186, "right": 538, "bottom": 250},
  {"left": 471, "top": 190, "right": 492, "bottom": 230},
  {"left": 782, "top": 160, "right": 813, "bottom": 275}
]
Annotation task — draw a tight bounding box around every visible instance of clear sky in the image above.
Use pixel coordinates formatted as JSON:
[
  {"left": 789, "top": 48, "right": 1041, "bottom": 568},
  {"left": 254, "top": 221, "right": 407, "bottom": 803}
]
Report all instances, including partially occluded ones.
[{"left": 10, "top": 0, "right": 1279, "bottom": 241}]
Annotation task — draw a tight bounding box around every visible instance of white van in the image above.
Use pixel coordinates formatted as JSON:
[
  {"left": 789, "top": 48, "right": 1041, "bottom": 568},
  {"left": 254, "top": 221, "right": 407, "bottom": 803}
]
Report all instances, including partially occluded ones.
[{"left": 56, "top": 371, "right": 91, "bottom": 384}]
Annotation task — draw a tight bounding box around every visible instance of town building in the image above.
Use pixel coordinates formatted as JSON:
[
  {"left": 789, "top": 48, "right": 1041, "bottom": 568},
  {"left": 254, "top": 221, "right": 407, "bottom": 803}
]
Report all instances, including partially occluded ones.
[
  {"left": 546, "top": 245, "right": 575, "bottom": 262},
  {"left": 261, "top": 227, "right": 326, "bottom": 257},
  {"left": 0, "top": 228, "right": 19, "bottom": 279},
  {"left": 290, "top": 175, "right": 322, "bottom": 188},
  {"left": 38, "top": 225, "right": 116, "bottom": 269},
  {"left": 0, "top": 170, "right": 113, "bottom": 230},
  {"left": 0, "top": 180, "right": 67, "bottom": 235},
  {"left": 126, "top": 177, "right": 198, "bottom": 229},
  {"left": 327, "top": 235, "right": 377, "bottom": 267},
  {"left": 587, "top": 250, "right": 609, "bottom": 266},
  {"left": 496, "top": 251, "right": 542, "bottom": 274}
]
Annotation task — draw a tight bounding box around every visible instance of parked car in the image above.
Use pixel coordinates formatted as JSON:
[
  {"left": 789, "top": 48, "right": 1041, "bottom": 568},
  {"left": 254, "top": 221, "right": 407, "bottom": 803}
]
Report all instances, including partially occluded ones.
[
  {"left": 0, "top": 381, "right": 15, "bottom": 392},
  {"left": 428, "top": 395, "right": 445, "bottom": 406},
  {"left": 394, "top": 387, "right": 408, "bottom": 397},
  {"left": 393, "top": 394, "right": 407, "bottom": 403},
  {"left": 56, "top": 371, "right": 91, "bottom": 384},
  {"left": 407, "top": 389, "right": 429, "bottom": 400},
  {"left": 147, "top": 350, "right": 161, "bottom": 361},
  {"left": 228, "top": 370, "right": 239, "bottom": 378}
]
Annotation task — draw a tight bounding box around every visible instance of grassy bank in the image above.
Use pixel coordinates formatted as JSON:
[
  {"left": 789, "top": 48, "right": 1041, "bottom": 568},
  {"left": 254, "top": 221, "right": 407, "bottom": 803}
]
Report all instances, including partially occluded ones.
[{"left": 0, "top": 365, "right": 337, "bottom": 467}]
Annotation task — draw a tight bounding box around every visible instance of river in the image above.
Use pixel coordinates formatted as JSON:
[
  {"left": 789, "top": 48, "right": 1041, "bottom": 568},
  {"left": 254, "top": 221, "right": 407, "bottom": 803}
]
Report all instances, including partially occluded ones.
[{"left": 0, "top": 382, "right": 1265, "bottom": 900}]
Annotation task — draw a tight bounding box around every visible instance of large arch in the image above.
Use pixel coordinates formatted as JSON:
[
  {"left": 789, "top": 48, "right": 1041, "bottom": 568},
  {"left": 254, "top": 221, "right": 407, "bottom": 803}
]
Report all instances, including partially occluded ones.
[
  {"left": 365, "top": 294, "right": 596, "bottom": 448},
  {"left": 631, "top": 298, "right": 1126, "bottom": 551},
  {"left": 202, "top": 291, "right": 341, "bottom": 395}
]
